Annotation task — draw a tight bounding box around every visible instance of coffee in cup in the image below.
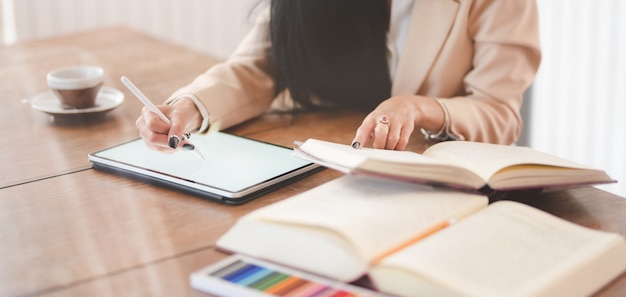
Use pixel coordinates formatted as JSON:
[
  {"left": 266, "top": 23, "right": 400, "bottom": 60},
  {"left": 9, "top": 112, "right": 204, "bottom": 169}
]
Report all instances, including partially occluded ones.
[{"left": 47, "top": 66, "right": 104, "bottom": 109}]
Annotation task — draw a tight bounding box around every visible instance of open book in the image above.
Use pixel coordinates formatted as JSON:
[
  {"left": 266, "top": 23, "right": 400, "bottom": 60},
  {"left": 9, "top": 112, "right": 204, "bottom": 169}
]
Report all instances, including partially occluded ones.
[
  {"left": 293, "top": 139, "right": 615, "bottom": 193},
  {"left": 217, "top": 175, "right": 626, "bottom": 297}
]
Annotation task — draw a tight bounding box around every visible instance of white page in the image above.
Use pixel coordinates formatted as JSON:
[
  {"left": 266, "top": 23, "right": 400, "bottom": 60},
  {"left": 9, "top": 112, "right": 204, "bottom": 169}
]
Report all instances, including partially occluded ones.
[
  {"left": 374, "top": 201, "right": 626, "bottom": 297},
  {"left": 423, "top": 141, "right": 596, "bottom": 182},
  {"left": 250, "top": 175, "right": 488, "bottom": 261}
]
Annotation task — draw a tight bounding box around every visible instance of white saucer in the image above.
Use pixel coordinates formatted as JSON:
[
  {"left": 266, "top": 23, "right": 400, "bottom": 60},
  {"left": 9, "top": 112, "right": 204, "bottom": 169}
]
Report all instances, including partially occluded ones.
[{"left": 30, "top": 86, "right": 124, "bottom": 116}]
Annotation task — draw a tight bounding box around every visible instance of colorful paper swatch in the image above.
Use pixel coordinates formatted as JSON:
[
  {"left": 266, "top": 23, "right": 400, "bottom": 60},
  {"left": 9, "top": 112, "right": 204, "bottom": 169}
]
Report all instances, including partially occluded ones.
[{"left": 191, "top": 255, "right": 382, "bottom": 297}]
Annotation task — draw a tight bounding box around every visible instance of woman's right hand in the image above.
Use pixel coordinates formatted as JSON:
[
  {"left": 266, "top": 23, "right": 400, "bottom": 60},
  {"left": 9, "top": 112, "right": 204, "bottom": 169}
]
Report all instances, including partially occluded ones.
[{"left": 135, "top": 99, "right": 202, "bottom": 153}]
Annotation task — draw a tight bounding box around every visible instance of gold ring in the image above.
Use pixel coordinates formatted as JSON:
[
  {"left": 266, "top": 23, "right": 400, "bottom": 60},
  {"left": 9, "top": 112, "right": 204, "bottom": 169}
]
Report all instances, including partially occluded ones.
[{"left": 378, "top": 116, "right": 390, "bottom": 126}]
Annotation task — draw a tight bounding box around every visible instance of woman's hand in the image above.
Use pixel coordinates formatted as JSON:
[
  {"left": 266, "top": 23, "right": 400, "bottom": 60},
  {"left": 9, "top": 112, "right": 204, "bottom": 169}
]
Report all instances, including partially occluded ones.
[
  {"left": 351, "top": 95, "right": 444, "bottom": 150},
  {"left": 135, "top": 99, "right": 202, "bottom": 153}
]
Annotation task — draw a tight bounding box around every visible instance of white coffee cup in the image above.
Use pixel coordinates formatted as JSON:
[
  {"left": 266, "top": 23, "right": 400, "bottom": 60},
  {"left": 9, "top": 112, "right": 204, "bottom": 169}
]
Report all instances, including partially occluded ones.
[{"left": 47, "top": 66, "right": 104, "bottom": 109}]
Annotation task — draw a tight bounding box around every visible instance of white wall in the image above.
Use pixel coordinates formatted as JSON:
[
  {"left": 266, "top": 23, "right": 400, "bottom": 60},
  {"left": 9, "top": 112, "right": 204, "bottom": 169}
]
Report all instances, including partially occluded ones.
[{"left": 3, "top": 0, "right": 625, "bottom": 197}]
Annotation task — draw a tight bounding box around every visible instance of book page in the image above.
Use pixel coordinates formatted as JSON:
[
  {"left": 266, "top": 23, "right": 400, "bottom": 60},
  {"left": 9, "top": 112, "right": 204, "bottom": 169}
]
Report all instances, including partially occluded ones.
[
  {"left": 297, "top": 139, "right": 485, "bottom": 189},
  {"left": 298, "top": 139, "right": 446, "bottom": 168},
  {"left": 423, "top": 141, "right": 598, "bottom": 182},
  {"left": 372, "top": 201, "right": 626, "bottom": 297},
  {"left": 249, "top": 175, "right": 488, "bottom": 263}
]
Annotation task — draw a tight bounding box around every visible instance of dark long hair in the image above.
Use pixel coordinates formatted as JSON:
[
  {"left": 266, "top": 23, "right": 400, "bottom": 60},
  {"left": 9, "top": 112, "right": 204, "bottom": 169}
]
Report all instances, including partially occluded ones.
[{"left": 270, "top": 0, "right": 391, "bottom": 111}]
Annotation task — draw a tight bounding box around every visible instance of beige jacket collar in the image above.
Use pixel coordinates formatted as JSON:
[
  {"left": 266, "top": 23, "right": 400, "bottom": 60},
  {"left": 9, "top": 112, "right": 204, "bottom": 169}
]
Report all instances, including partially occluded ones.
[{"left": 392, "top": 0, "right": 460, "bottom": 95}]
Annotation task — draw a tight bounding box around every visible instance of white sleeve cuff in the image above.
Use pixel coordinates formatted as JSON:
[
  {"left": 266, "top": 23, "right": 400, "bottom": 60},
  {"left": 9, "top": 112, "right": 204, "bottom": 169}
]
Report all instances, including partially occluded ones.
[{"left": 166, "top": 93, "right": 211, "bottom": 133}]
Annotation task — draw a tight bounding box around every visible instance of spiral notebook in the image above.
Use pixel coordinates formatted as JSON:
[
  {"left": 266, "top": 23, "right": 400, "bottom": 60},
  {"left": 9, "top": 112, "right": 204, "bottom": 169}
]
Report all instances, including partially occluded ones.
[{"left": 88, "top": 132, "right": 320, "bottom": 204}]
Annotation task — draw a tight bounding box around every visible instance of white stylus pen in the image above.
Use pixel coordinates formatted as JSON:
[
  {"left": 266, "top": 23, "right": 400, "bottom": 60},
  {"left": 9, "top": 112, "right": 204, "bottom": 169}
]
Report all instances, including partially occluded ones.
[
  {"left": 121, "top": 76, "right": 206, "bottom": 161},
  {"left": 121, "top": 75, "right": 171, "bottom": 124}
]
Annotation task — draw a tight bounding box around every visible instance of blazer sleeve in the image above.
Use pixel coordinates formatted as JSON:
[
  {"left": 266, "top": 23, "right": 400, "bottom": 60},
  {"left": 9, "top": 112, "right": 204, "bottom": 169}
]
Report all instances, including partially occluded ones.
[
  {"left": 442, "top": 0, "right": 541, "bottom": 144},
  {"left": 167, "top": 8, "right": 276, "bottom": 132}
]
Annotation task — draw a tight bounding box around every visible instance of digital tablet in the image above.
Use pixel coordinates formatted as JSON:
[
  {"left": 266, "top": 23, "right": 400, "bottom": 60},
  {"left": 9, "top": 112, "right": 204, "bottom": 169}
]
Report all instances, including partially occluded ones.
[{"left": 88, "top": 132, "right": 321, "bottom": 204}]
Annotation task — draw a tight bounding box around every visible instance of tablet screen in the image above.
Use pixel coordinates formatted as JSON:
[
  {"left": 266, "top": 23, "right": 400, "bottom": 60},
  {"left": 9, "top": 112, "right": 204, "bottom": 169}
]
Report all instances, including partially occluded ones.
[{"left": 89, "top": 132, "right": 318, "bottom": 203}]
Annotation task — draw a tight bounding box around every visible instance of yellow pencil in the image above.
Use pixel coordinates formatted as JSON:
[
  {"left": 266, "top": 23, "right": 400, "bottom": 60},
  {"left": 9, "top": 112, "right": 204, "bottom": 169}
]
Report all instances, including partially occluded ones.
[{"left": 371, "top": 219, "right": 454, "bottom": 265}]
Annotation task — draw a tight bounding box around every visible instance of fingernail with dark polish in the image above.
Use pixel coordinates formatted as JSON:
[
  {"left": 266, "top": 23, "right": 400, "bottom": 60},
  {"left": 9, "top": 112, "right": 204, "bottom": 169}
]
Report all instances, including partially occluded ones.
[
  {"left": 351, "top": 141, "right": 360, "bottom": 149},
  {"left": 182, "top": 143, "right": 195, "bottom": 151},
  {"left": 168, "top": 136, "right": 180, "bottom": 149}
]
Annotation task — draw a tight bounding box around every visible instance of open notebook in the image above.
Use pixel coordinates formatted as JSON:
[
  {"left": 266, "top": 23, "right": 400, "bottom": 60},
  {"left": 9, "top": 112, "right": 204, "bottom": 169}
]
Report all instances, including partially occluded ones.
[{"left": 88, "top": 132, "right": 320, "bottom": 204}]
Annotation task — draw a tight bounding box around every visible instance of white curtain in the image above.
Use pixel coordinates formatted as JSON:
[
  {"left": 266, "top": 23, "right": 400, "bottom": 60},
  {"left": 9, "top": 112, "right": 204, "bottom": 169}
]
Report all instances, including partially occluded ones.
[
  {"left": 1, "top": 0, "right": 16, "bottom": 44},
  {"left": 4, "top": 0, "right": 258, "bottom": 59},
  {"left": 531, "top": 0, "right": 626, "bottom": 197}
]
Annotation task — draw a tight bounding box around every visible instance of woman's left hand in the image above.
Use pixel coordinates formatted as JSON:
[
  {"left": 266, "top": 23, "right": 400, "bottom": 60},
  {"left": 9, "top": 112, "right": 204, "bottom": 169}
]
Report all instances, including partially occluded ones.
[{"left": 351, "top": 95, "right": 444, "bottom": 150}]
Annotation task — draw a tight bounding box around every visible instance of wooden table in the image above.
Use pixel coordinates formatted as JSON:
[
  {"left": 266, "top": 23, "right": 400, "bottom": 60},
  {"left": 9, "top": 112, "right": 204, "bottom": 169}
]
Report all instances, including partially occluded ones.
[{"left": 1, "top": 28, "right": 624, "bottom": 297}]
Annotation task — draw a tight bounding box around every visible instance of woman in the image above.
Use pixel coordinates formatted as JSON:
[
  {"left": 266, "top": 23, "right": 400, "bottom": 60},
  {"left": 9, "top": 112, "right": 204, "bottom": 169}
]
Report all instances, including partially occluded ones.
[{"left": 136, "top": 0, "right": 541, "bottom": 151}]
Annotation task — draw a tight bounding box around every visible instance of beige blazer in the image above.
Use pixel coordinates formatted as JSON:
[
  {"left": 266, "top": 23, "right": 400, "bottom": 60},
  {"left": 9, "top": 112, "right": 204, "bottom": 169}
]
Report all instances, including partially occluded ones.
[{"left": 170, "top": 0, "right": 541, "bottom": 145}]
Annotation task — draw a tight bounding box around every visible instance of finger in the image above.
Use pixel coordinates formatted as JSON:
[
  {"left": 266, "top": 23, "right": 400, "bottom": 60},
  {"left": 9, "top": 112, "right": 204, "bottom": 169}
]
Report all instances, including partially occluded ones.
[
  {"left": 167, "top": 110, "right": 188, "bottom": 149},
  {"left": 385, "top": 125, "right": 401, "bottom": 150},
  {"left": 136, "top": 110, "right": 172, "bottom": 151},
  {"left": 372, "top": 116, "right": 390, "bottom": 149},
  {"left": 136, "top": 117, "right": 171, "bottom": 150},
  {"left": 142, "top": 107, "right": 170, "bottom": 134},
  {"left": 352, "top": 116, "right": 377, "bottom": 149},
  {"left": 385, "top": 117, "right": 412, "bottom": 150},
  {"left": 141, "top": 105, "right": 183, "bottom": 150},
  {"left": 394, "top": 125, "right": 414, "bottom": 151}
]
